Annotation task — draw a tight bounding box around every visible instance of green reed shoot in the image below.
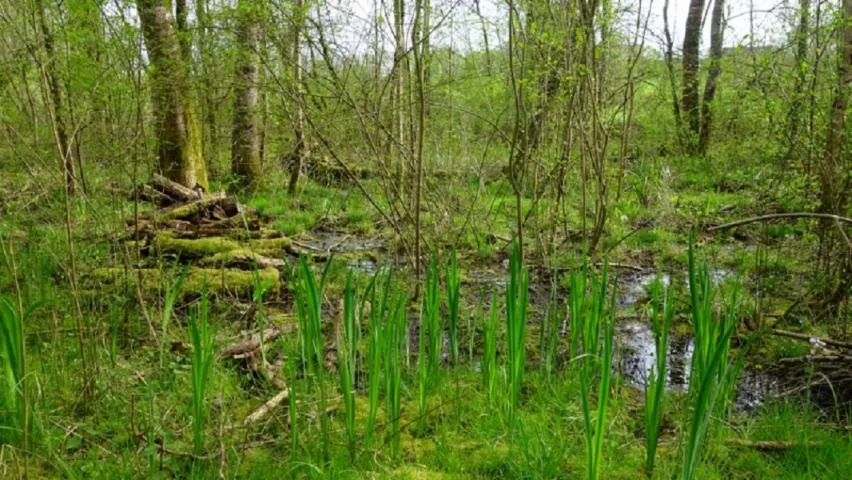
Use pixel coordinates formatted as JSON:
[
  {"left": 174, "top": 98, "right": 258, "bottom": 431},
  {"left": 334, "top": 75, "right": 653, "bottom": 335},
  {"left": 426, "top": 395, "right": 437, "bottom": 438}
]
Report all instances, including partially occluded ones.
[
  {"left": 160, "top": 266, "right": 187, "bottom": 370},
  {"left": 252, "top": 265, "right": 276, "bottom": 366},
  {"left": 0, "top": 296, "right": 41, "bottom": 449},
  {"left": 482, "top": 288, "right": 498, "bottom": 406},
  {"left": 446, "top": 249, "right": 460, "bottom": 364},
  {"left": 418, "top": 300, "right": 428, "bottom": 432},
  {"left": 294, "top": 255, "right": 332, "bottom": 460},
  {"left": 424, "top": 251, "right": 442, "bottom": 374},
  {"left": 681, "top": 235, "right": 738, "bottom": 480},
  {"left": 446, "top": 249, "right": 462, "bottom": 424},
  {"left": 385, "top": 292, "right": 406, "bottom": 461},
  {"left": 644, "top": 276, "right": 674, "bottom": 475},
  {"left": 506, "top": 241, "right": 528, "bottom": 435},
  {"left": 365, "top": 268, "right": 392, "bottom": 442},
  {"left": 339, "top": 274, "right": 358, "bottom": 462},
  {"left": 189, "top": 286, "right": 213, "bottom": 456},
  {"left": 571, "top": 261, "right": 613, "bottom": 480}
]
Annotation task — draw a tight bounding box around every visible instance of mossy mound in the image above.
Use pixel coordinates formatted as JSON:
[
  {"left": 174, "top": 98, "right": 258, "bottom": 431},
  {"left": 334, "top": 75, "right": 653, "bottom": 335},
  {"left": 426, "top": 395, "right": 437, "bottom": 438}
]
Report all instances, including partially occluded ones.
[
  {"left": 91, "top": 266, "right": 280, "bottom": 298},
  {"left": 155, "top": 235, "right": 243, "bottom": 258}
]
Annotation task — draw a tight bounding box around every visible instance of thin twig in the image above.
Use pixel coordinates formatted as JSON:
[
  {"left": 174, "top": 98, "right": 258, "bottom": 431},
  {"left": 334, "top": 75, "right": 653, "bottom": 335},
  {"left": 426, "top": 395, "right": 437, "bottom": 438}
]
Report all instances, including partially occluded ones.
[{"left": 707, "top": 212, "right": 852, "bottom": 232}]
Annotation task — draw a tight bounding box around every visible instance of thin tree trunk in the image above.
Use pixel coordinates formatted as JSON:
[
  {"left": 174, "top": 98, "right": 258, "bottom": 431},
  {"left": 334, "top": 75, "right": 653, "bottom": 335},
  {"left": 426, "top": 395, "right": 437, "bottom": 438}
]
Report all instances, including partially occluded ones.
[
  {"left": 662, "top": 0, "right": 682, "bottom": 148},
  {"left": 196, "top": 0, "right": 217, "bottom": 166},
  {"left": 412, "top": 0, "right": 427, "bottom": 294},
  {"left": 138, "top": 0, "right": 208, "bottom": 189},
  {"left": 175, "top": 0, "right": 190, "bottom": 61},
  {"left": 287, "top": 0, "right": 308, "bottom": 195},
  {"left": 698, "top": 0, "right": 725, "bottom": 155},
  {"left": 231, "top": 0, "right": 261, "bottom": 189},
  {"left": 392, "top": 0, "right": 406, "bottom": 202},
  {"left": 36, "top": 0, "right": 76, "bottom": 195},
  {"left": 821, "top": 0, "right": 851, "bottom": 219},
  {"left": 786, "top": 0, "right": 810, "bottom": 162},
  {"left": 681, "top": 0, "right": 706, "bottom": 153}
]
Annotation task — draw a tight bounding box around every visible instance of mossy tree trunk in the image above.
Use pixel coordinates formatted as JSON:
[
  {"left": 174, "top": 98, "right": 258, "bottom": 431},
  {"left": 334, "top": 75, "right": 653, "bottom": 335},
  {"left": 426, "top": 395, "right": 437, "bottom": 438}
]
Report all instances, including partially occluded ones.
[
  {"left": 231, "top": 0, "right": 262, "bottom": 189},
  {"left": 681, "top": 0, "right": 705, "bottom": 154},
  {"left": 698, "top": 0, "right": 725, "bottom": 155},
  {"left": 138, "top": 0, "right": 209, "bottom": 190},
  {"left": 287, "top": 0, "right": 309, "bottom": 195},
  {"left": 37, "top": 0, "right": 76, "bottom": 196}
]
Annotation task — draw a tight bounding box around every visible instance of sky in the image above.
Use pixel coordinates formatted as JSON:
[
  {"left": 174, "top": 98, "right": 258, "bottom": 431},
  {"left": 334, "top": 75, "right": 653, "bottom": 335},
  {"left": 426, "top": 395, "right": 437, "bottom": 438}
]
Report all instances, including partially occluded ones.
[{"left": 330, "top": 0, "right": 794, "bottom": 57}]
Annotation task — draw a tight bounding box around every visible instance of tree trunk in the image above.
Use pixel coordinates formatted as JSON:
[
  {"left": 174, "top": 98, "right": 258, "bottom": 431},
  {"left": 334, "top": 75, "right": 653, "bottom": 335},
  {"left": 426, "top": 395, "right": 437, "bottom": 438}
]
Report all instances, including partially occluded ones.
[
  {"left": 681, "top": 0, "right": 706, "bottom": 153},
  {"left": 821, "top": 0, "right": 851, "bottom": 220},
  {"left": 786, "top": 0, "right": 810, "bottom": 162},
  {"left": 231, "top": 0, "right": 261, "bottom": 189},
  {"left": 196, "top": 0, "right": 218, "bottom": 168},
  {"left": 37, "top": 0, "right": 76, "bottom": 195},
  {"left": 390, "top": 0, "right": 406, "bottom": 203},
  {"left": 137, "top": 0, "right": 208, "bottom": 190},
  {"left": 662, "top": 0, "right": 683, "bottom": 149},
  {"left": 174, "top": 0, "right": 190, "bottom": 61},
  {"left": 816, "top": 0, "right": 851, "bottom": 300},
  {"left": 698, "top": 0, "right": 725, "bottom": 155},
  {"left": 287, "top": 0, "right": 308, "bottom": 195}
]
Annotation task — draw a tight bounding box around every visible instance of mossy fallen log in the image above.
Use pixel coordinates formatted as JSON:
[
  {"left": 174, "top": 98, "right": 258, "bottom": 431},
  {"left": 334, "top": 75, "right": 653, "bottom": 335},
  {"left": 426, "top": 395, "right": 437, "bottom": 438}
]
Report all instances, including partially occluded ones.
[
  {"left": 91, "top": 266, "right": 280, "bottom": 299},
  {"left": 199, "top": 249, "right": 286, "bottom": 269},
  {"left": 155, "top": 235, "right": 243, "bottom": 258}
]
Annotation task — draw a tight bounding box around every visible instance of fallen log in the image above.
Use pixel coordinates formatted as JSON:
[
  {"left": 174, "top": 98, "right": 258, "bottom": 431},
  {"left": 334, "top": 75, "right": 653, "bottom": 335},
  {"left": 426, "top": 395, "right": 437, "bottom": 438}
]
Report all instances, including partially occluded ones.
[
  {"left": 149, "top": 173, "right": 201, "bottom": 203},
  {"left": 770, "top": 329, "right": 852, "bottom": 351},
  {"left": 132, "top": 184, "right": 176, "bottom": 207},
  {"left": 244, "top": 388, "right": 290, "bottom": 425},
  {"left": 725, "top": 438, "right": 824, "bottom": 450},
  {"left": 220, "top": 325, "right": 295, "bottom": 358},
  {"left": 154, "top": 191, "right": 228, "bottom": 223}
]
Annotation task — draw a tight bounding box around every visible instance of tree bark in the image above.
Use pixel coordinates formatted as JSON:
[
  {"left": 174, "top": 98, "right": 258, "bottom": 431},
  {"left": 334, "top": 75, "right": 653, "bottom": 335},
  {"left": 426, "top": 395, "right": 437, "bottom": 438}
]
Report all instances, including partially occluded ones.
[
  {"left": 681, "top": 0, "right": 706, "bottom": 153},
  {"left": 698, "top": 0, "right": 725, "bottom": 155},
  {"left": 662, "top": 0, "right": 682, "bottom": 145},
  {"left": 174, "top": 0, "right": 190, "bottom": 61},
  {"left": 287, "top": 0, "right": 308, "bottom": 195},
  {"left": 36, "top": 0, "right": 76, "bottom": 195},
  {"left": 137, "top": 0, "right": 208, "bottom": 190},
  {"left": 786, "top": 0, "right": 810, "bottom": 162},
  {"left": 822, "top": 0, "right": 851, "bottom": 219},
  {"left": 231, "top": 0, "right": 261, "bottom": 189}
]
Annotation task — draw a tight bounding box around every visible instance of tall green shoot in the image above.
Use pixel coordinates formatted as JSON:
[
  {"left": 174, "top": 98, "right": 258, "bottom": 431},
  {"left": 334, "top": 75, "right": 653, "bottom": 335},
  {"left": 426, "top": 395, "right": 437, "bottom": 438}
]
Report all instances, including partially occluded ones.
[
  {"left": 446, "top": 249, "right": 461, "bottom": 423},
  {"left": 506, "top": 241, "right": 528, "bottom": 435},
  {"left": 644, "top": 277, "right": 673, "bottom": 474},
  {"left": 424, "top": 251, "right": 442, "bottom": 374},
  {"left": 681, "top": 235, "right": 738, "bottom": 480},
  {"left": 365, "top": 268, "right": 392, "bottom": 443},
  {"left": 188, "top": 286, "right": 213, "bottom": 456},
  {"left": 385, "top": 292, "right": 406, "bottom": 461},
  {"left": 418, "top": 252, "right": 441, "bottom": 431},
  {"left": 0, "top": 296, "right": 41, "bottom": 449},
  {"left": 160, "top": 266, "right": 187, "bottom": 370},
  {"left": 571, "top": 261, "right": 614, "bottom": 480},
  {"left": 339, "top": 273, "right": 358, "bottom": 462},
  {"left": 482, "top": 289, "right": 498, "bottom": 406},
  {"left": 293, "top": 255, "right": 332, "bottom": 461}
]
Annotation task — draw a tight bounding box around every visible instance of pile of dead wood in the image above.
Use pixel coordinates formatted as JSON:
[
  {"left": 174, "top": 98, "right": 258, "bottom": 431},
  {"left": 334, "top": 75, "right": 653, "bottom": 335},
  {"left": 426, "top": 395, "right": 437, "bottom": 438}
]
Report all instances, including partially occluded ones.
[
  {"left": 768, "top": 329, "right": 852, "bottom": 409},
  {"left": 126, "top": 173, "right": 267, "bottom": 241}
]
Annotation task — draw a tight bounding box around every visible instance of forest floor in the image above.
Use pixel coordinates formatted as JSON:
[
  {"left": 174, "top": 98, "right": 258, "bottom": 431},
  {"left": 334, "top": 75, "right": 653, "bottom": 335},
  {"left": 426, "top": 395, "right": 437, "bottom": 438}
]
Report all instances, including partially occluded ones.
[{"left": 0, "top": 156, "right": 850, "bottom": 479}]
